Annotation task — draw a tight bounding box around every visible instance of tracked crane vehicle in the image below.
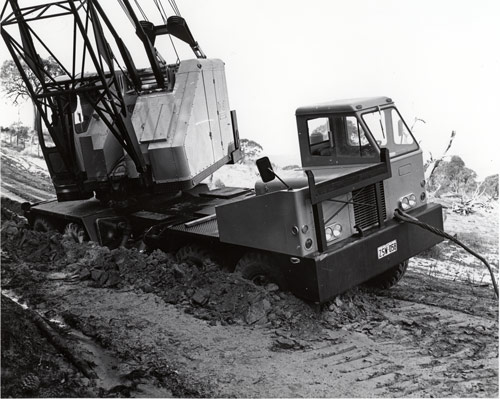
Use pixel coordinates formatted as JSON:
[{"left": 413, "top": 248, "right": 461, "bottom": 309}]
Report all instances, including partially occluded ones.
[{"left": 2, "top": 0, "right": 443, "bottom": 304}]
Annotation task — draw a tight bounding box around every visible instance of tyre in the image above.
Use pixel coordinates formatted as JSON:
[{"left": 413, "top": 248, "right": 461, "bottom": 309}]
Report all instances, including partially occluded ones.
[
  {"left": 235, "top": 252, "right": 286, "bottom": 289},
  {"left": 176, "top": 244, "right": 214, "bottom": 268},
  {"left": 32, "top": 217, "right": 57, "bottom": 232},
  {"left": 64, "top": 223, "right": 88, "bottom": 243},
  {"left": 365, "top": 260, "right": 409, "bottom": 289}
]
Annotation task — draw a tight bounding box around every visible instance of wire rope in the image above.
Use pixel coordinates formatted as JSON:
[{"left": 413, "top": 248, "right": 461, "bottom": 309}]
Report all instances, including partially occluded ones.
[
  {"left": 153, "top": 0, "right": 168, "bottom": 22},
  {"left": 117, "top": 0, "right": 135, "bottom": 26},
  {"left": 153, "top": 0, "right": 180, "bottom": 64},
  {"left": 133, "top": 0, "right": 148, "bottom": 21},
  {"left": 394, "top": 208, "right": 499, "bottom": 299}
]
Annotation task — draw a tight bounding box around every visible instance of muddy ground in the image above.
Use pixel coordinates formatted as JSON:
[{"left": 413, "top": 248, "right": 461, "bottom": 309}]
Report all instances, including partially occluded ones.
[{"left": 1, "top": 147, "right": 499, "bottom": 397}]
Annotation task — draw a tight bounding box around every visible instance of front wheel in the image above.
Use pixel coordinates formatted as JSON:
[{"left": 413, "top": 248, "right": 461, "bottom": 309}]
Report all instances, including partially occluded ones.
[
  {"left": 365, "top": 260, "right": 409, "bottom": 289},
  {"left": 64, "top": 223, "right": 88, "bottom": 243},
  {"left": 235, "top": 252, "right": 286, "bottom": 289}
]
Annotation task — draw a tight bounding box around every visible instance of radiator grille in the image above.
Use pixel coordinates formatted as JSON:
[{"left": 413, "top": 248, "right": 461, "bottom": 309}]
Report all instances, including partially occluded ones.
[{"left": 352, "top": 182, "right": 386, "bottom": 230}]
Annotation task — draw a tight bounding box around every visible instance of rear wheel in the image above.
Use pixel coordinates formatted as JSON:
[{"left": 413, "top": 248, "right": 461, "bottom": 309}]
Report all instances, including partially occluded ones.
[
  {"left": 235, "top": 252, "right": 286, "bottom": 289},
  {"left": 176, "top": 244, "right": 215, "bottom": 268},
  {"left": 365, "top": 260, "right": 409, "bottom": 289},
  {"left": 32, "top": 217, "right": 57, "bottom": 233}
]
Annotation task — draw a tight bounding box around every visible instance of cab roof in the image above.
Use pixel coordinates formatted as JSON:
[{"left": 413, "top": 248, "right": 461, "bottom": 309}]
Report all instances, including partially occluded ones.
[{"left": 295, "top": 96, "right": 394, "bottom": 115}]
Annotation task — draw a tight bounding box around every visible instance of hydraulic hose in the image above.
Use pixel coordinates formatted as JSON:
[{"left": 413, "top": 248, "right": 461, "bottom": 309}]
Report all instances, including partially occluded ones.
[{"left": 394, "top": 209, "right": 499, "bottom": 299}]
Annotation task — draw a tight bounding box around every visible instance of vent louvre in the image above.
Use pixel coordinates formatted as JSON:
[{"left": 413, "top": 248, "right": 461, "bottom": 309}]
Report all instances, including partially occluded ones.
[{"left": 353, "top": 183, "right": 386, "bottom": 230}]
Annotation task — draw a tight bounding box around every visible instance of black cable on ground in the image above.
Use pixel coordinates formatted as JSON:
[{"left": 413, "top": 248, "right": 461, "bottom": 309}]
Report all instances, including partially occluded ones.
[{"left": 394, "top": 209, "right": 499, "bottom": 299}]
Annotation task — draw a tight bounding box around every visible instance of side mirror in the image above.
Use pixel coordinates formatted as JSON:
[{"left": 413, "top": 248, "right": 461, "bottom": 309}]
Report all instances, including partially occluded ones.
[{"left": 256, "top": 157, "right": 276, "bottom": 183}]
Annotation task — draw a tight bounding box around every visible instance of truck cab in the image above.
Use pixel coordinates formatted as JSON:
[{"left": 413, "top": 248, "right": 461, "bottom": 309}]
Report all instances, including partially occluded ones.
[
  {"left": 220, "top": 97, "right": 429, "bottom": 253},
  {"left": 216, "top": 97, "right": 443, "bottom": 302},
  {"left": 296, "top": 96, "right": 427, "bottom": 223}
]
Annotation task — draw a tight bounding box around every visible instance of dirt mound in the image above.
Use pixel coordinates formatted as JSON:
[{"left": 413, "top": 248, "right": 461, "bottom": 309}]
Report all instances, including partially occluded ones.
[
  {"left": 60, "top": 240, "right": 321, "bottom": 332},
  {"left": 1, "top": 222, "right": 66, "bottom": 265},
  {"left": 59, "top": 238, "right": 381, "bottom": 339},
  {"left": 1, "top": 213, "right": 375, "bottom": 339}
]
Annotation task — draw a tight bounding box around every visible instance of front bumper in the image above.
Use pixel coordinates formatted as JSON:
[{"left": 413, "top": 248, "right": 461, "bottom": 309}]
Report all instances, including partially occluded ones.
[{"left": 281, "top": 203, "right": 444, "bottom": 303}]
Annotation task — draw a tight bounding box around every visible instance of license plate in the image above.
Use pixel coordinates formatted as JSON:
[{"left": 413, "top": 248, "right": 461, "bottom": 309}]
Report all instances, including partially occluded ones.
[{"left": 377, "top": 239, "right": 397, "bottom": 259}]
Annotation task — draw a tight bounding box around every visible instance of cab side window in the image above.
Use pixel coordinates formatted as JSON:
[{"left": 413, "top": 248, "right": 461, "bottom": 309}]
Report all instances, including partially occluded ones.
[{"left": 308, "top": 117, "right": 334, "bottom": 156}]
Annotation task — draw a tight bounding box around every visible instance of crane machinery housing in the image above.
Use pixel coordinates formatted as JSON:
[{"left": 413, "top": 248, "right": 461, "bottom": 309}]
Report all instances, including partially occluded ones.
[{"left": 1, "top": 0, "right": 444, "bottom": 304}]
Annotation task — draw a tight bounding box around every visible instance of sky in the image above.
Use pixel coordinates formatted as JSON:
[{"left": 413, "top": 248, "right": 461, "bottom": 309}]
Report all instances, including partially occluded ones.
[{"left": 1, "top": 0, "right": 499, "bottom": 178}]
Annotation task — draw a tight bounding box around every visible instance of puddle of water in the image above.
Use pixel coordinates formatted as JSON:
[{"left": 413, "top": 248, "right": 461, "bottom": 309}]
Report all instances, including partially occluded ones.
[
  {"left": 2, "top": 289, "right": 28, "bottom": 309},
  {"left": 61, "top": 324, "right": 174, "bottom": 396},
  {"left": 2, "top": 289, "right": 125, "bottom": 391},
  {"left": 2, "top": 289, "right": 173, "bottom": 396},
  {"left": 68, "top": 329, "right": 127, "bottom": 391}
]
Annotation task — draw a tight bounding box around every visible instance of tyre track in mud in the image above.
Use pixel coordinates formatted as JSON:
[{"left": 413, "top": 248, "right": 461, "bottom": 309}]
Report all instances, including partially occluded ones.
[
  {"left": 361, "top": 295, "right": 498, "bottom": 397},
  {"left": 1, "top": 147, "right": 55, "bottom": 202},
  {"left": 12, "top": 269, "right": 498, "bottom": 398},
  {"left": 379, "top": 268, "right": 498, "bottom": 319}
]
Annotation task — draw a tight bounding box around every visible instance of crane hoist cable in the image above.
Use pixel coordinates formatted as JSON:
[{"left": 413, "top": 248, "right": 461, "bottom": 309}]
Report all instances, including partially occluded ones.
[
  {"left": 394, "top": 209, "right": 499, "bottom": 299},
  {"left": 153, "top": 0, "right": 168, "bottom": 21},
  {"left": 168, "top": 0, "right": 181, "bottom": 16},
  {"left": 117, "top": 0, "right": 135, "bottom": 27},
  {"left": 133, "top": 0, "right": 149, "bottom": 21},
  {"left": 153, "top": 0, "right": 180, "bottom": 64}
]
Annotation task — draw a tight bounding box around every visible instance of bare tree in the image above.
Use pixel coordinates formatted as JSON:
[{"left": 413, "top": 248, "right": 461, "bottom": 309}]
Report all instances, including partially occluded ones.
[{"left": 0, "top": 56, "right": 63, "bottom": 104}]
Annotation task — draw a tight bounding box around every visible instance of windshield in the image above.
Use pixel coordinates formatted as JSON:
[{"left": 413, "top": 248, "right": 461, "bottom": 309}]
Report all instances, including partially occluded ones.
[{"left": 362, "top": 107, "right": 418, "bottom": 157}]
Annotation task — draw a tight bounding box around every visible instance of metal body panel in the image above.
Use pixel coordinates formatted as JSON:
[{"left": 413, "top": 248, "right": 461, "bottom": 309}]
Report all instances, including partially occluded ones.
[
  {"left": 320, "top": 193, "right": 356, "bottom": 241},
  {"left": 254, "top": 163, "right": 379, "bottom": 195},
  {"left": 27, "top": 199, "right": 117, "bottom": 242},
  {"left": 183, "top": 68, "right": 216, "bottom": 176},
  {"left": 79, "top": 129, "right": 123, "bottom": 181},
  {"left": 216, "top": 189, "right": 318, "bottom": 257},
  {"left": 296, "top": 97, "right": 393, "bottom": 115},
  {"left": 252, "top": 159, "right": 389, "bottom": 249},
  {"left": 383, "top": 150, "right": 427, "bottom": 219},
  {"left": 130, "top": 58, "right": 234, "bottom": 187},
  {"left": 283, "top": 203, "right": 444, "bottom": 303},
  {"left": 169, "top": 218, "right": 219, "bottom": 237}
]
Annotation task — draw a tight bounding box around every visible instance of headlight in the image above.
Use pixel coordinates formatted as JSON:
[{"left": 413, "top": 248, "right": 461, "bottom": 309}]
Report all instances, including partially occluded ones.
[
  {"left": 408, "top": 194, "right": 417, "bottom": 207},
  {"left": 333, "top": 224, "right": 342, "bottom": 237},
  {"left": 400, "top": 197, "right": 410, "bottom": 210},
  {"left": 325, "top": 227, "right": 333, "bottom": 241},
  {"left": 399, "top": 193, "right": 417, "bottom": 210},
  {"left": 325, "top": 224, "right": 342, "bottom": 242}
]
